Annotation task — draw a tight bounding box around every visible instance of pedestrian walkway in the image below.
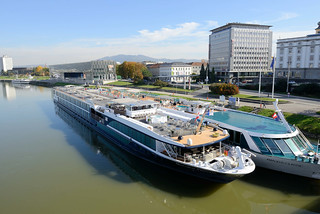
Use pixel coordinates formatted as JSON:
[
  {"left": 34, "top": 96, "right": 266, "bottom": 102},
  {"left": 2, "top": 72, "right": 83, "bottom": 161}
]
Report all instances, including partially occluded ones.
[{"left": 112, "top": 85, "right": 320, "bottom": 117}]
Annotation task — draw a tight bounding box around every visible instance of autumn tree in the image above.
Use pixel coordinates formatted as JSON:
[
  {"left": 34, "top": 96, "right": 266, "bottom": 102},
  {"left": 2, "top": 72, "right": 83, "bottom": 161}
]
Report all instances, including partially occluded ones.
[
  {"left": 117, "top": 62, "right": 149, "bottom": 83},
  {"left": 33, "top": 66, "right": 49, "bottom": 76},
  {"left": 34, "top": 66, "right": 43, "bottom": 76}
]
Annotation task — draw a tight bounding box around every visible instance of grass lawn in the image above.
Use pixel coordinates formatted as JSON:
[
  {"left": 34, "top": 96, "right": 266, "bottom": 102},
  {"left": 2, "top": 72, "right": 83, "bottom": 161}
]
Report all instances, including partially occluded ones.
[
  {"left": 0, "top": 76, "right": 15, "bottom": 80},
  {"left": 284, "top": 113, "right": 320, "bottom": 136},
  {"left": 137, "top": 85, "right": 161, "bottom": 89},
  {"left": 161, "top": 87, "right": 194, "bottom": 92},
  {"left": 107, "top": 81, "right": 134, "bottom": 86},
  {"left": 233, "top": 94, "right": 280, "bottom": 102},
  {"left": 237, "top": 106, "right": 254, "bottom": 112}
]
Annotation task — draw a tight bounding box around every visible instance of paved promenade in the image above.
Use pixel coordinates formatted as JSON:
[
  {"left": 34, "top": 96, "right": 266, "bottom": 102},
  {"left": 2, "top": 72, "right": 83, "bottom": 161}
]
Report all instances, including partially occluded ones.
[
  {"left": 132, "top": 86, "right": 320, "bottom": 117},
  {"left": 193, "top": 87, "right": 320, "bottom": 117}
]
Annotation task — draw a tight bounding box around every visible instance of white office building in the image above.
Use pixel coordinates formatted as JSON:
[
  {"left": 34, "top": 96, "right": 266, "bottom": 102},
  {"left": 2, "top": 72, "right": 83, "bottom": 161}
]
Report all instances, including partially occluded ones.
[
  {"left": 209, "top": 23, "right": 272, "bottom": 83},
  {"left": 0, "top": 55, "right": 13, "bottom": 72},
  {"left": 276, "top": 22, "right": 320, "bottom": 80},
  {"left": 147, "top": 62, "right": 192, "bottom": 83}
]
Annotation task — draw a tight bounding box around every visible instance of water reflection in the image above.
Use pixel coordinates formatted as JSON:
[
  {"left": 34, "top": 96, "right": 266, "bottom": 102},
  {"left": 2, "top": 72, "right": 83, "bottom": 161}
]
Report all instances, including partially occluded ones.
[
  {"left": 12, "top": 83, "right": 31, "bottom": 89},
  {"left": 54, "top": 104, "right": 224, "bottom": 197},
  {"left": 1, "top": 82, "right": 16, "bottom": 100},
  {"left": 241, "top": 167, "right": 320, "bottom": 196}
]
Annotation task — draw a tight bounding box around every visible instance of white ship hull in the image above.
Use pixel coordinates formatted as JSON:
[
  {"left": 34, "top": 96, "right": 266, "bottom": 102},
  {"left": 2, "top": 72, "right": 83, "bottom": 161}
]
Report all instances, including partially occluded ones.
[{"left": 252, "top": 152, "right": 320, "bottom": 179}]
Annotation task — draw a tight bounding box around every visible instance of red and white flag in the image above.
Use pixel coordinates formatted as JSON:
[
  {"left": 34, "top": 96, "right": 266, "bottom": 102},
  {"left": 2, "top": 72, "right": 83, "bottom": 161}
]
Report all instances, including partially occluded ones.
[
  {"left": 195, "top": 113, "right": 200, "bottom": 120},
  {"left": 272, "top": 112, "right": 278, "bottom": 119}
]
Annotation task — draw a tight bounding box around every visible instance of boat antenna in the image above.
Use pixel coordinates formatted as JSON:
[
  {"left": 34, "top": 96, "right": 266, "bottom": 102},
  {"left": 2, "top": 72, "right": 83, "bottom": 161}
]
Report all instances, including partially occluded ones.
[{"left": 194, "top": 105, "right": 210, "bottom": 135}]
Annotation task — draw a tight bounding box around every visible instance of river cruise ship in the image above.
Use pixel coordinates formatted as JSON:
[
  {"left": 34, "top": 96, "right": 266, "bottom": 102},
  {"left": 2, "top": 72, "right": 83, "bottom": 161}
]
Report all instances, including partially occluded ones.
[
  {"left": 203, "top": 103, "right": 320, "bottom": 179},
  {"left": 52, "top": 86, "right": 255, "bottom": 183}
]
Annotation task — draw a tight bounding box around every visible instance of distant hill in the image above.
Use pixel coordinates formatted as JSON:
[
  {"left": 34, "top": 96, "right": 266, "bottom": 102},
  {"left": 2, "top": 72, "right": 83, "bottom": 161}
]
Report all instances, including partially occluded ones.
[{"left": 99, "top": 54, "right": 202, "bottom": 63}]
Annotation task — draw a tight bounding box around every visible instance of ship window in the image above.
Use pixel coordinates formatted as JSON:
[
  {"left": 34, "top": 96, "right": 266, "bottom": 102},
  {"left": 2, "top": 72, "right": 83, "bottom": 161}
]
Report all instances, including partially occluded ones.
[
  {"left": 292, "top": 136, "right": 308, "bottom": 151},
  {"left": 284, "top": 138, "right": 301, "bottom": 154},
  {"left": 274, "top": 139, "right": 292, "bottom": 154},
  {"left": 262, "top": 138, "right": 282, "bottom": 155},
  {"left": 240, "top": 134, "right": 250, "bottom": 149},
  {"left": 251, "top": 137, "right": 271, "bottom": 154}
]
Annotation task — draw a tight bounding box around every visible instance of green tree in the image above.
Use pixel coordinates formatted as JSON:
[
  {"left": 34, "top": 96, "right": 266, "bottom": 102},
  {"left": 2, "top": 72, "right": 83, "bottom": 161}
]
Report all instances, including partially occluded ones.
[
  {"left": 275, "top": 79, "right": 287, "bottom": 92},
  {"left": 153, "top": 79, "right": 168, "bottom": 88},
  {"left": 141, "top": 67, "right": 152, "bottom": 79},
  {"left": 209, "top": 66, "right": 215, "bottom": 83},
  {"left": 199, "top": 64, "right": 206, "bottom": 82},
  {"left": 42, "top": 67, "right": 50, "bottom": 76},
  {"left": 191, "top": 72, "right": 199, "bottom": 81}
]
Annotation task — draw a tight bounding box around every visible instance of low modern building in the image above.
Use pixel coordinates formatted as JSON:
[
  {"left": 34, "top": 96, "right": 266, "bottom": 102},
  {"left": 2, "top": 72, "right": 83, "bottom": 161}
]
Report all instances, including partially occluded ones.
[
  {"left": 0, "top": 55, "right": 13, "bottom": 72},
  {"left": 147, "top": 62, "right": 192, "bottom": 83},
  {"left": 49, "top": 60, "right": 117, "bottom": 84},
  {"left": 12, "top": 67, "right": 33, "bottom": 75},
  {"left": 209, "top": 23, "right": 273, "bottom": 83},
  {"left": 275, "top": 22, "right": 320, "bottom": 80}
]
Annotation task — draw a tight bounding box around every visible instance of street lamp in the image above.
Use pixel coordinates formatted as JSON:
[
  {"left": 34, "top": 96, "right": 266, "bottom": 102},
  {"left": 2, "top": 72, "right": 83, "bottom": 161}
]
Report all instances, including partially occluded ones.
[{"left": 286, "top": 58, "right": 291, "bottom": 93}]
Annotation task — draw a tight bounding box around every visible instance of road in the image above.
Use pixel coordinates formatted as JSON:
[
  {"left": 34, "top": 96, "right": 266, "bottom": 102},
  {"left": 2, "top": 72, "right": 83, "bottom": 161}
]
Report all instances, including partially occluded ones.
[
  {"left": 238, "top": 89, "right": 320, "bottom": 117},
  {"left": 111, "top": 84, "right": 319, "bottom": 117},
  {"left": 180, "top": 86, "right": 320, "bottom": 117}
]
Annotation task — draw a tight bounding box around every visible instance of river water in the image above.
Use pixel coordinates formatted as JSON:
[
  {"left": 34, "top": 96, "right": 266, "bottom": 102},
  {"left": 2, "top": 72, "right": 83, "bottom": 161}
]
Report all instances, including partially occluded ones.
[{"left": 1, "top": 81, "right": 320, "bottom": 214}]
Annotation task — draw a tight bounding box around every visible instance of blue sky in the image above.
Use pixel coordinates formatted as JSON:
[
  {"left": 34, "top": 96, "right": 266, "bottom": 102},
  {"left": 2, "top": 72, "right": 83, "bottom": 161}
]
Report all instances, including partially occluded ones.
[{"left": 1, "top": 0, "right": 319, "bottom": 66}]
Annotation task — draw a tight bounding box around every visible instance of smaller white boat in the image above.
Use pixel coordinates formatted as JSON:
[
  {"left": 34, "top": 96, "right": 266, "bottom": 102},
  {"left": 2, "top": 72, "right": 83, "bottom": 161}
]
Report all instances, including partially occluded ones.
[
  {"left": 12, "top": 75, "right": 33, "bottom": 84},
  {"left": 12, "top": 79, "right": 31, "bottom": 84}
]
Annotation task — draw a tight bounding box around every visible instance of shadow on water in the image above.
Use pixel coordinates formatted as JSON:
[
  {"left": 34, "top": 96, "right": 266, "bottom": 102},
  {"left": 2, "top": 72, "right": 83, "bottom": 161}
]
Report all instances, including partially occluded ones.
[
  {"left": 240, "top": 165, "right": 320, "bottom": 196},
  {"left": 46, "top": 103, "right": 223, "bottom": 198}
]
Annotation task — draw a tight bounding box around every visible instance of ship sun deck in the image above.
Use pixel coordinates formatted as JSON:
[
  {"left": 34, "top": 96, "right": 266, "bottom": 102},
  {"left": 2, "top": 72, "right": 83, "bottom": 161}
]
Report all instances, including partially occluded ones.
[{"left": 172, "top": 129, "right": 228, "bottom": 147}]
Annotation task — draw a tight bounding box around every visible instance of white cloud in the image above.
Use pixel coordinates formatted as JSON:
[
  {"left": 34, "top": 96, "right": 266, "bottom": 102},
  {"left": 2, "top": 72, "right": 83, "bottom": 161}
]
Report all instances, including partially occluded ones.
[
  {"left": 7, "top": 21, "right": 215, "bottom": 66},
  {"left": 247, "top": 12, "right": 299, "bottom": 25},
  {"left": 205, "top": 20, "right": 219, "bottom": 29},
  {"left": 137, "top": 22, "right": 201, "bottom": 42},
  {"left": 271, "top": 12, "right": 299, "bottom": 23}
]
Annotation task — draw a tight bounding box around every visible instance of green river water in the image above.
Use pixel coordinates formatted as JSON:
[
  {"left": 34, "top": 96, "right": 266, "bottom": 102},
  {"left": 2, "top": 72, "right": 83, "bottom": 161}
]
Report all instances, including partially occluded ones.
[{"left": 1, "top": 82, "right": 320, "bottom": 214}]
